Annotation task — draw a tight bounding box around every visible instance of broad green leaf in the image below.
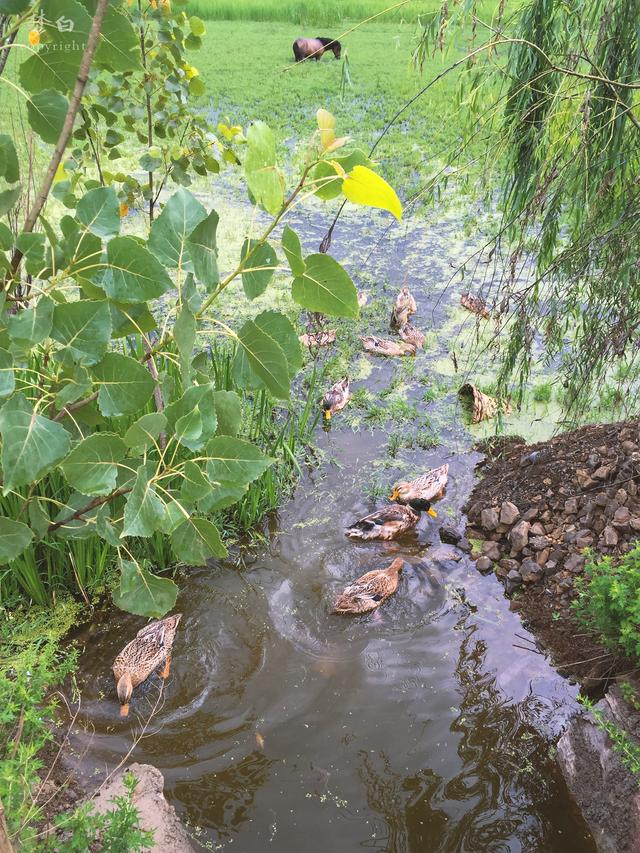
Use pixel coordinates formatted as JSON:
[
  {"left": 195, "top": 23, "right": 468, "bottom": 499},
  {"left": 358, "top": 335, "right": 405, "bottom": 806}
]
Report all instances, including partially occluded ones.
[
  {"left": 0, "top": 394, "right": 71, "bottom": 493},
  {"left": 205, "top": 435, "right": 274, "bottom": 487},
  {"left": 292, "top": 253, "right": 358, "bottom": 318},
  {"left": 313, "top": 149, "right": 371, "bottom": 201},
  {"left": 244, "top": 121, "right": 284, "bottom": 215},
  {"left": 112, "top": 558, "right": 178, "bottom": 618},
  {"left": 0, "top": 0, "right": 30, "bottom": 13},
  {"left": 7, "top": 297, "right": 53, "bottom": 346},
  {"left": 281, "top": 225, "right": 305, "bottom": 276},
  {"left": 27, "top": 90, "right": 68, "bottom": 145},
  {"left": 28, "top": 498, "right": 50, "bottom": 542},
  {"left": 55, "top": 364, "right": 92, "bottom": 409},
  {"left": 235, "top": 319, "right": 289, "bottom": 398},
  {"left": 93, "top": 352, "right": 155, "bottom": 417},
  {"left": 76, "top": 186, "right": 120, "bottom": 239},
  {"left": 241, "top": 239, "right": 278, "bottom": 300},
  {"left": 175, "top": 408, "right": 203, "bottom": 448},
  {"left": 212, "top": 390, "right": 242, "bottom": 436},
  {"left": 122, "top": 465, "right": 166, "bottom": 537},
  {"left": 0, "top": 518, "right": 33, "bottom": 564},
  {"left": 186, "top": 209, "right": 219, "bottom": 288},
  {"left": 0, "top": 187, "right": 21, "bottom": 217},
  {"left": 252, "top": 310, "right": 301, "bottom": 377},
  {"left": 171, "top": 517, "right": 227, "bottom": 566},
  {"left": 149, "top": 188, "right": 207, "bottom": 270},
  {"left": 0, "top": 222, "right": 13, "bottom": 250},
  {"left": 51, "top": 300, "right": 112, "bottom": 365},
  {"left": 51, "top": 491, "right": 98, "bottom": 539},
  {"left": 165, "top": 385, "right": 217, "bottom": 451},
  {"left": 198, "top": 480, "right": 248, "bottom": 513},
  {"left": 95, "top": 505, "right": 122, "bottom": 547},
  {"left": 61, "top": 432, "right": 127, "bottom": 496},
  {"left": 342, "top": 165, "right": 402, "bottom": 220},
  {"left": 98, "top": 237, "right": 172, "bottom": 303},
  {"left": 179, "top": 460, "right": 211, "bottom": 504},
  {"left": 110, "top": 302, "right": 157, "bottom": 338},
  {"left": 20, "top": 0, "right": 93, "bottom": 94},
  {"left": 0, "top": 348, "right": 14, "bottom": 398},
  {"left": 0, "top": 135, "right": 19, "bottom": 183},
  {"left": 189, "top": 15, "right": 206, "bottom": 36},
  {"left": 174, "top": 305, "right": 196, "bottom": 384},
  {"left": 124, "top": 412, "right": 167, "bottom": 449},
  {"left": 94, "top": 5, "right": 141, "bottom": 73}
]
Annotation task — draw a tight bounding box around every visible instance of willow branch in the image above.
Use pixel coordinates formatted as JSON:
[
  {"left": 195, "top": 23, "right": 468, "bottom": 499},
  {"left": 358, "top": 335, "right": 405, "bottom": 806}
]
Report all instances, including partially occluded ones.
[{"left": 47, "top": 487, "right": 130, "bottom": 534}]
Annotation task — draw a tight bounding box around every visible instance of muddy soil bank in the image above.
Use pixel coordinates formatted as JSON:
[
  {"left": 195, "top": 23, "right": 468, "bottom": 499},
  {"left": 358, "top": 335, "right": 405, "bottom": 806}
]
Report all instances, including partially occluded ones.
[{"left": 464, "top": 419, "right": 640, "bottom": 850}]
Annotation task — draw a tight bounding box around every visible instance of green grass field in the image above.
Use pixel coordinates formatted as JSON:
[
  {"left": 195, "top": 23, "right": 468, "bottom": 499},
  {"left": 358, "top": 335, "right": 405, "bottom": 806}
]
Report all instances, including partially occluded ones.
[
  {"left": 187, "top": 0, "right": 429, "bottom": 25},
  {"left": 194, "top": 18, "right": 493, "bottom": 203}
]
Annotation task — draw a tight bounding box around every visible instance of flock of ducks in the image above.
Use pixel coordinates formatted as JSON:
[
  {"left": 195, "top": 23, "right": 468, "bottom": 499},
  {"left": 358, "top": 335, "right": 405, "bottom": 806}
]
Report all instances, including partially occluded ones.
[{"left": 112, "top": 285, "right": 453, "bottom": 713}]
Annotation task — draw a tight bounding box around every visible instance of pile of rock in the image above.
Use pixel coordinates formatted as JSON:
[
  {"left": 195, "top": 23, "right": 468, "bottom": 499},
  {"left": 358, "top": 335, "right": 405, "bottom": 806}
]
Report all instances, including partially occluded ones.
[{"left": 464, "top": 421, "right": 640, "bottom": 606}]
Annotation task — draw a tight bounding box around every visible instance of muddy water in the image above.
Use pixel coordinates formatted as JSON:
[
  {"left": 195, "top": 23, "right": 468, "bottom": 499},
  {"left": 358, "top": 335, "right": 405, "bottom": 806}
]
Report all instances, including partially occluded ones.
[{"left": 69, "top": 202, "right": 595, "bottom": 851}]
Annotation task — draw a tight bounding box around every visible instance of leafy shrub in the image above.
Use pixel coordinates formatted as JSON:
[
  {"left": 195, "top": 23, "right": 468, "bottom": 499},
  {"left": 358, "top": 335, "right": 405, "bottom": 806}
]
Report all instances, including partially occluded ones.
[
  {"left": 573, "top": 546, "right": 640, "bottom": 661},
  {"left": 578, "top": 695, "right": 640, "bottom": 784}
]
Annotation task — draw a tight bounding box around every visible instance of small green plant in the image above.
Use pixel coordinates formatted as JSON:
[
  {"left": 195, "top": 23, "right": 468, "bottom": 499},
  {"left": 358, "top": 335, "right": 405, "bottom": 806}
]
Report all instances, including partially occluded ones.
[
  {"left": 620, "top": 682, "right": 640, "bottom": 712},
  {"left": 573, "top": 547, "right": 640, "bottom": 661},
  {"left": 578, "top": 695, "right": 640, "bottom": 784},
  {"left": 533, "top": 382, "right": 552, "bottom": 403}
]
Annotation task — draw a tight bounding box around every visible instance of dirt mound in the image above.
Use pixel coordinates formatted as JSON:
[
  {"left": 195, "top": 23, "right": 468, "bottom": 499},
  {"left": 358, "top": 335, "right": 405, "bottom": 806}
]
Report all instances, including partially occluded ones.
[{"left": 464, "top": 418, "right": 640, "bottom": 688}]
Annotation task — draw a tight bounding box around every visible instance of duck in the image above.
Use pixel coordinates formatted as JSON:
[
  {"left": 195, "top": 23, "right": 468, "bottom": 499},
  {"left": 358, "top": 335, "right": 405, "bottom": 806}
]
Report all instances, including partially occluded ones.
[
  {"left": 112, "top": 614, "right": 182, "bottom": 717},
  {"left": 346, "top": 504, "right": 420, "bottom": 540},
  {"left": 357, "top": 291, "right": 368, "bottom": 308},
  {"left": 361, "top": 335, "right": 416, "bottom": 357},
  {"left": 334, "top": 557, "right": 404, "bottom": 614},
  {"left": 460, "top": 291, "right": 490, "bottom": 320},
  {"left": 398, "top": 322, "right": 425, "bottom": 349},
  {"left": 389, "top": 463, "right": 449, "bottom": 514},
  {"left": 322, "top": 377, "right": 350, "bottom": 420},
  {"left": 299, "top": 329, "right": 336, "bottom": 348},
  {"left": 396, "top": 286, "right": 417, "bottom": 317}
]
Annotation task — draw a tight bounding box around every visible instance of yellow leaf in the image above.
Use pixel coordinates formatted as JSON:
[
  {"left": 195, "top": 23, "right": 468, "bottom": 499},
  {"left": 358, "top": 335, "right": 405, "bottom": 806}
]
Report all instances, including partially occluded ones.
[
  {"left": 329, "top": 160, "right": 347, "bottom": 179},
  {"left": 119, "top": 202, "right": 129, "bottom": 218},
  {"left": 53, "top": 163, "right": 67, "bottom": 183},
  {"left": 28, "top": 29, "right": 40, "bottom": 46},
  {"left": 316, "top": 108, "right": 336, "bottom": 131},
  {"left": 325, "top": 135, "right": 349, "bottom": 153},
  {"left": 342, "top": 165, "right": 402, "bottom": 221}
]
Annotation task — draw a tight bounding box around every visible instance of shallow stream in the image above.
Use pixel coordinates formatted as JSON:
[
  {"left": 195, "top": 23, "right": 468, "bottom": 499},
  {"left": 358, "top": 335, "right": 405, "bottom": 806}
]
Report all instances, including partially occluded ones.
[{"left": 68, "top": 198, "right": 596, "bottom": 851}]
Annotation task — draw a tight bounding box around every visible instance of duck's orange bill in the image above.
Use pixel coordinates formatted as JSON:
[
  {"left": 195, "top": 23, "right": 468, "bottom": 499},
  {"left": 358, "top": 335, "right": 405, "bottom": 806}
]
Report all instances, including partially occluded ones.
[
  {"left": 324, "top": 410, "right": 331, "bottom": 420},
  {"left": 427, "top": 508, "right": 438, "bottom": 518},
  {"left": 389, "top": 489, "right": 399, "bottom": 500},
  {"left": 120, "top": 704, "right": 130, "bottom": 717}
]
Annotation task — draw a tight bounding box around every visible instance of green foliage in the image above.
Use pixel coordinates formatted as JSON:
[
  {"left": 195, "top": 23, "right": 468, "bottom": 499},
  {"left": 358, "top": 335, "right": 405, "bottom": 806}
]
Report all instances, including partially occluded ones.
[
  {"left": 0, "top": 0, "right": 396, "bottom": 616},
  {"left": 578, "top": 694, "right": 640, "bottom": 784},
  {"left": 0, "top": 606, "right": 153, "bottom": 850},
  {"left": 573, "top": 546, "right": 640, "bottom": 661}
]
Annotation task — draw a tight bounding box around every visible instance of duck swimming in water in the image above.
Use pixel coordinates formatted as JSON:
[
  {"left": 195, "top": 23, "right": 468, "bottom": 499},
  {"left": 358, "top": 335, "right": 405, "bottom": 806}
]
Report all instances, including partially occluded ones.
[
  {"left": 389, "top": 464, "right": 449, "bottom": 514},
  {"left": 334, "top": 558, "right": 404, "bottom": 614},
  {"left": 346, "top": 504, "right": 419, "bottom": 540},
  {"left": 322, "top": 377, "right": 351, "bottom": 421}
]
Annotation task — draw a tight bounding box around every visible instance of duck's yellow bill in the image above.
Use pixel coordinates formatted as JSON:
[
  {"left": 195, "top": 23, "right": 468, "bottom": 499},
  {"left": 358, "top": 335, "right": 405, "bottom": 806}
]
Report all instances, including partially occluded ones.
[
  {"left": 427, "top": 507, "right": 438, "bottom": 518},
  {"left": 324, "top": 410, "right": 331, "bottom": 420},
  {"left": 389, "top": 489, "right": 399, "bottom": 500},
  {"left": 120, "top": 704, "right": 130, "bottom": 717}
]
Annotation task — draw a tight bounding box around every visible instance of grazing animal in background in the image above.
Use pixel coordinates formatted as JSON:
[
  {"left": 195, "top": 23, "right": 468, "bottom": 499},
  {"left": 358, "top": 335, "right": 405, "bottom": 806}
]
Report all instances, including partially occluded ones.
[
  {"left": 395, "top": 286, "right": 417, "bottom": 317},
  {"left": 398, "top": 322, "right": 425, "bottom": 349},
  {"left": 390, "top": 464, "right": 449, "bottom": 514},
  {"left": 334, "top": 558, "right": 404, "bottom": 614},
  {"left": 293, "top": 37, "right": 342, "bottom": 62},
  {"left": 346, "top": 504, "right": 420, "bottom": 541},
  {"left": 361, "top": 335, "right": 416, "bottom": 357},
  {"left": 112, "top": 614, "right": 182, "bottom": 717},
  {"left": 322, "top": 377, "right": 351, "bottom": 421}
]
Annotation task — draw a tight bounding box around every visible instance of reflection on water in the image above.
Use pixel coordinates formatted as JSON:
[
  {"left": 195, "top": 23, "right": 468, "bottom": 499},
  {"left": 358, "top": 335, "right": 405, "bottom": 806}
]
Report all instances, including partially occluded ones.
[{"left": 68, "top": 204, "right": 595, "bottom": 851}]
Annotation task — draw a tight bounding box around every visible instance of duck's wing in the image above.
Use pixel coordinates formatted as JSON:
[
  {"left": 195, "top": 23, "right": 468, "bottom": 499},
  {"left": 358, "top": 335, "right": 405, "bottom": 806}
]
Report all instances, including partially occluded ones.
[{"left": 410, "top": 464, "right": 449, "bottom": 498}]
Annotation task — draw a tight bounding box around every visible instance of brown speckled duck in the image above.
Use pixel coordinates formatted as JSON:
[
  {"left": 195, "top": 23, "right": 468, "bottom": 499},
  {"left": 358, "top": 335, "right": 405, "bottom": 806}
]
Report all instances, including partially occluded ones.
[
  {"left": 390, "top": 464, "right": 449, "bottom": 514},
  {"left": 361, "top": 335, "right": 416, "bottom": 357},
  {"left": 113, "top": 614, "right": 182, "bottom": 716},
  {"left": 334, "top": 558, "right": 404, "bottom": 614},
  {"left": 396, "top": 286, "right": 417, "bottom": 317},
  {"left": 322, "top": 377, "right": 351, "bottom": 420},
  {"left": 346, "top": 504, "right": 419, "bottom": 540},
  {"left": 398, "top": 323, "right": 425, "bottom": 349}
]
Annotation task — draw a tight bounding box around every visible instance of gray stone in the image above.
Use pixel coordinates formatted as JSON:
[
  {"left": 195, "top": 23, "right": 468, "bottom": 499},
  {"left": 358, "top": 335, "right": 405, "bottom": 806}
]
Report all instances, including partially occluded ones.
[
  {"left": 615, "top": 488, "right": 628, "bottom": 506},
  {"left": 576, "top": 468, "right": 596, "bottom": 489},
  {"left": 522, "top": 507, "right": 539, "bottom": 521},
  {"left": 557, "top": 680, "right": 640, "bottom": 853},
  {"left": 602, "top": 525, "right": 619, "bottom": 547},
  {"left": 564, "top": 497, "right": 579, "bottom": 515},
  {"left": 576, "top": 531, "right": 594, "bottom": 549},
  {"left": 439, "top": 523, "right": 462, "bottom": 545},
  {"left": 630, "top": 517, "right": 640, "bottom": 532},
  {"left": 429, "top": 545, "right": 462, "bottom": 563},
  {"left": 481, "top": 540, "right": 501, "bottom": 561},
  {"left": 593, "top": 464, "right": 612, "bottom": 481},
  {"left": 530, "top": 535, "right": 550, "bottom": 551},
  {"left": 499, "top": 501, "right": 520, "bottom": 525},
  {"left": 565, "top": 553, "right": 585, "bottom": 573},
  {"left": 509, "top": 520, "right": 530, "bottom": 553},
  {"left": 505, "top": 569, "right": 522, "bottom": 594},
  {"left": 88, "top": 763, "right": 194, "bottom": 853},
  {"left": 520, "top": 559, "right": 543, "bottom": 582},
  {"left": 480, "top": 507, "right": 499, "bottom": 531},
  {"left": 475, "top": 556, "right": 493, "bottom": 573},
  {"left": 613, "top": 506, "right": 631, "bottom": 526}
]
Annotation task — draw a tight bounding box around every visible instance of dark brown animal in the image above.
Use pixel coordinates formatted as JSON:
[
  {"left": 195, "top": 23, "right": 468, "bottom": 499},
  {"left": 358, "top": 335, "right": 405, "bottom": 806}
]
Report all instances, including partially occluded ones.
[{"left": 293, "top": 37, "right": 341, "bottom": 62}]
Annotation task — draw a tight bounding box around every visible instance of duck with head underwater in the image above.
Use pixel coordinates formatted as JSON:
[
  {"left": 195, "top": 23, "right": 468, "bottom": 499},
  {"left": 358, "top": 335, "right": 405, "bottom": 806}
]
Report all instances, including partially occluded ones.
[{"left": 113, "top": 613, "right": 182, "bottom": 716}]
